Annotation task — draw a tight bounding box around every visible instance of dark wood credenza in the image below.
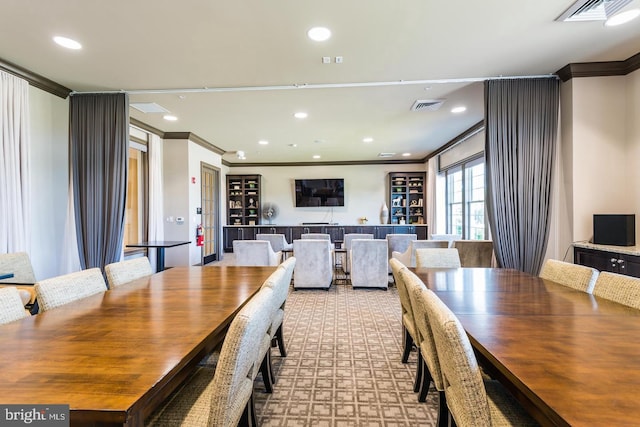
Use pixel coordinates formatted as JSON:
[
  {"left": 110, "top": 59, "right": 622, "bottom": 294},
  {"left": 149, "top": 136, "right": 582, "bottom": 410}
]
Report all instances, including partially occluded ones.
[
  {"left": 573, "top": 242, "right": 640, "bottom": 278},
  {"left": 223, "top": 224, "right": 428, "bottom": 252}
]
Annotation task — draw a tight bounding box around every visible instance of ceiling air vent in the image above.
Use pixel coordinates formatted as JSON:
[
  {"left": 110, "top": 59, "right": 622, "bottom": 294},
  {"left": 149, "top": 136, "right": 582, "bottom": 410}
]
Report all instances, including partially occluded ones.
[
  {"left": 411, "top": 99, "right": 445, "bottom": 111},
  {"left": 130, "top": 102, "right": 170, "bottom": 114},
  {"left": 556, "top": 0, "right": 632, "bottom": 22},
  {"left": 378, "top": 152, "right": 396, "bottom": 158}
]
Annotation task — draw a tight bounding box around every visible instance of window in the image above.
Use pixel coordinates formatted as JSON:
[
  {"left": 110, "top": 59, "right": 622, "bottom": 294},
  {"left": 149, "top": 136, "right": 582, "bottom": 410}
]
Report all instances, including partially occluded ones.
[{"left": 445, "top": 156, "right": 487, "bottom": 239}]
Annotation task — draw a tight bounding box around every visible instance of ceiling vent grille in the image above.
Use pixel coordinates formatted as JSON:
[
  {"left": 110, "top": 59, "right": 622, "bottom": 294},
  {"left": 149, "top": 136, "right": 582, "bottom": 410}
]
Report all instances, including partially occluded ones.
[
  {"left": 378, "top": 152, "right": 396, "bottom": 158},
  {"left": 556, "top": 0, "right": 632, "bottom": 22},
  {"left": 411, "top": 99, "right": 445, "bottom": 111},
  {"left": 130, "top": 102, "right": 170, "bottom": 114}
]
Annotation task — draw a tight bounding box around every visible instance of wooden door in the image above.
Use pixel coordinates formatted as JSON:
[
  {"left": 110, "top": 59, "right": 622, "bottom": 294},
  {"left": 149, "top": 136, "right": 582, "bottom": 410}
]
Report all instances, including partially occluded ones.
[{"left": 201, "top": 163, "right": 220, "bottom": 264}]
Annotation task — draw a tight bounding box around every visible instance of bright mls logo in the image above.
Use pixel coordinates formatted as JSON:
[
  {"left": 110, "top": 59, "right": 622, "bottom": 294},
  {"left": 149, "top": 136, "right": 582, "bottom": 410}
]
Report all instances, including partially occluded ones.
[{"left": 0, "top": 405, "right": 69, "bottom": 426}]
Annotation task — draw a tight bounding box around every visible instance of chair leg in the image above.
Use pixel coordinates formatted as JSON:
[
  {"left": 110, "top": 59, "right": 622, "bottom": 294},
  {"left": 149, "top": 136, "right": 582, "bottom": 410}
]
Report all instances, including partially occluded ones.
[
  {"left": 437, "top": 390, "right": 449, "bottom": 427},
  {"left": 239, "top": 391, "right": 257, "bottom": 427},
  {"left": 274, "top": 324, "right": 287, "bottom": 357},
  {"left": 401, "top": 326, "right": 413, "bottom": 363},
  {"left": 260, "top": 350, "right": 274, "bottom": 393},
  {"left": 414, "top": 350, "right": 423, "bottom": 392},
  {"left": 418, "top": 358, "right": 433, "bottom": 402}
]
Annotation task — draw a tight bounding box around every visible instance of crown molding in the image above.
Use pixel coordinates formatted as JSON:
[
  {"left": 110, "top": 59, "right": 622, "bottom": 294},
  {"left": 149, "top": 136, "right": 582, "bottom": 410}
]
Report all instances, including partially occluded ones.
[
  {"left": 424, "top": 120, "right": 485, "bottom": 161},
  {"left": 0, "top": 57, "right": 71, "bottom": 98},
  {"left": 556, "top": 51, "right": 640, "bottom": 82},
  {"left": 225, "top": 159, "right": 426, "bottom": 167},
  {"left": 163, "top": 132, "right": 226, "bottom": 155}
]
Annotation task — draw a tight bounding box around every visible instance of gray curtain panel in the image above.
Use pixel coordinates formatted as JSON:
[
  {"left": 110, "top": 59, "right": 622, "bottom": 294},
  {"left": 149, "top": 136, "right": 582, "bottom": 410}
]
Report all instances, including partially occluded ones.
[
  {"left": 70, "top": 93, "right": 129, "bottom": 271},
  {"left": 484, "top": 78, "right": 559, "bottom": 275}
]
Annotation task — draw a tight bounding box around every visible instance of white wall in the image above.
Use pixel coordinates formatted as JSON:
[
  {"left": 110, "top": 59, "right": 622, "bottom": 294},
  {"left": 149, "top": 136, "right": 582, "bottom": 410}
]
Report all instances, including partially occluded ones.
[
  {"left": 627, "top": 69, "right": 640, "bottom": 227},
  {"left": 571, "top": 76, "right": 631, "bottom": 242},
  {"left": 163, "top": 138, "right": 224, "bottom": 267},
  {"left": 227, "top": 163, "right": 427, "bottom": 226},
  {"left": 28, "top": 86, "right": 69, "bottom": 280}
]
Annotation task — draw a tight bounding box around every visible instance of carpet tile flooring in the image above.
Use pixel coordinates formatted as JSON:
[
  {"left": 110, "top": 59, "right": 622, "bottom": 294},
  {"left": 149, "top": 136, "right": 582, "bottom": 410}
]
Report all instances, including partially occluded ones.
[{"left": 253, "top": 283, "right": 438, "bottom": 426}]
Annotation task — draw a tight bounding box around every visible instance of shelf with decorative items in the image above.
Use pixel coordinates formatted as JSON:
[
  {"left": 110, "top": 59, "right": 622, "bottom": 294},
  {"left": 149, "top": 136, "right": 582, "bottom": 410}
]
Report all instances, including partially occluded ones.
[
  {"left": 226, "top": 174, "right": 262, "bottom": 226},
  {"left": 388, "top": 171, "right": 426, "bottom": 225}
]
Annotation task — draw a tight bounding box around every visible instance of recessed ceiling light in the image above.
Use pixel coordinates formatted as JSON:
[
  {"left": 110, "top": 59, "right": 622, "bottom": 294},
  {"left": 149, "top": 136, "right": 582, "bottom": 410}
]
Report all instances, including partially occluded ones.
[
  {"left": 402, "top": 153, "right": 411, "bottom": 157},
  {"left": 451, "top": 106, "right": 467, "bottom": 114},
  {"left": 53, "top": 36, "right": 82, "bottom": 50},
  {"left": 258, "top": 140, "right": 269, "bottom": 145},
  {"left": 605, "top": 8, "right": 640, "bottom": 26},
  {"left": 313, "top": 155, "right": 321, "bottom": 159},
  {"left": 307, "top": 27, "right": 331, "bottom": 42},
  {"left": 288, "top": 143, "right": 298, "bottom": 148},
  {"left": 294, "top": 112, "right": 308, "bottom": 119},
  {"left": 163, "top": 115, "right": 178, "bottom": 121},
  {"left": 363, "top": 137, "right": 374, "bottom": 143}
]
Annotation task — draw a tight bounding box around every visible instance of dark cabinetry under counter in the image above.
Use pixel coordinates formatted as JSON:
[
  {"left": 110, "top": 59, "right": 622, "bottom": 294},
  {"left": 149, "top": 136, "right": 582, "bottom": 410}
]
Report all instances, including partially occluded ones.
[{"left": 574, "top": 244, "right": 640, "bottom": 278}]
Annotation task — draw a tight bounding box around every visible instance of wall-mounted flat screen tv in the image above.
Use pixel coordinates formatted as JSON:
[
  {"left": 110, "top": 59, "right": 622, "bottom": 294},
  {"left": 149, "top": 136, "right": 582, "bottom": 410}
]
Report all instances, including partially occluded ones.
[{"left": 295, "top": 179, "right": 344, "bottom": 207}]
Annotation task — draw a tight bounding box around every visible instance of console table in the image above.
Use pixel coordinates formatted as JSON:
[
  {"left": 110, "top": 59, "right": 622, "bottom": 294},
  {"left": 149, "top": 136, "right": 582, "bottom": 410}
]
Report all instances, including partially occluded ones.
[
  {"left": 223, "top": 224, "right": 428, "bottom": 252},
  {"left": 573, "top": 241, "right": 640, "bottom": 278}
]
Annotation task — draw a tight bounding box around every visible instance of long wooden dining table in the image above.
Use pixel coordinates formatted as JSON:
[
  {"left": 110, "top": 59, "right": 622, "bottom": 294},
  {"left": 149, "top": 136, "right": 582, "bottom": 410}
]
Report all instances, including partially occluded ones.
[
  {"left": 411, "top": 267, "right": 640, "bottom": 427},
  {"left": 0, "top": 266, "right": 277, "bottom": 427}
]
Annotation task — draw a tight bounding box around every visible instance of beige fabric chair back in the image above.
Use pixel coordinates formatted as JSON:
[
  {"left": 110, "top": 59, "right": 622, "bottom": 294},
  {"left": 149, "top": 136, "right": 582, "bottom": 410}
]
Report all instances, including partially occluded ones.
[
  {"left": 423, "top": 290, "right": 491, "bottom": 425},
  {"left": 343, "top": 233, "right": 374, "bottom": 273},
  {"left": 350, "top": 239, "right": 388, "bottom": 289},
  {"left": 429, "top": 234, "right": 462, "bottom": 248},
  {"left": 403, "top": 270, "right": 444, "bottom": 391},
  {"left": 392, "top": 240, "right": 449, "bottom": 268},
  {"left": 424, "top": 290, "right": 538, "bottom": 426},
  {"left": 0, "top": 287, "right": 30, "bottom": 325},
  {"left": 256, "top": 234, "right": 293, "bottom": 252},
  {"left": 0, "top": 252, "right": 36, "bottom": 284},
  {"left": 452, "top": 240, "right": 494, "bottom": 267},
  {"left": 105, "top": 257, "right": 153, "bottom": 288},
  {"left": 292, "top": 240, "right": 332, "bottom": 289},
  {"left": 539, "top": 259, "right": 598, "bottom": 293},
  {"left": 593, "top": 272, "right": 640, "bottom": 309},
  {"left": 416, "top": 248, "right": 461, "bottom": 268},
  {"left": 233, "top": 240, "right": 281, "bottom": 266},
  {"left": 390, "top": 258, "right": 419, "bottom": 363},
  {"left": 34, "top": 268, "right": 107, "bottom": 312}
]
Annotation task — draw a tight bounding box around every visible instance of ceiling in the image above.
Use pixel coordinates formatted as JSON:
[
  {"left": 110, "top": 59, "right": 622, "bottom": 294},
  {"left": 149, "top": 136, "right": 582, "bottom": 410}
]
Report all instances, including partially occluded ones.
[{"left": 1, "top": 0, "right": 639, "bottom": 165}]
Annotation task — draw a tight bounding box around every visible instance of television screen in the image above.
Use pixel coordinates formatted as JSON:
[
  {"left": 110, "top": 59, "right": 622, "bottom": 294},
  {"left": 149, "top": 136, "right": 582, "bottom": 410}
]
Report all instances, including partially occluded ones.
[{"left": 295, "top": 179, "right": 344, "bottom": 207}]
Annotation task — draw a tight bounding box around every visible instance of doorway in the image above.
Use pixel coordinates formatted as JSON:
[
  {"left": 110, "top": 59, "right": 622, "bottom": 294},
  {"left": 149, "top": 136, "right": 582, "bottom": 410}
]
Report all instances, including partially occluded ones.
[{"left": 201, "top": 163, "right": 220, "bottom": 265}]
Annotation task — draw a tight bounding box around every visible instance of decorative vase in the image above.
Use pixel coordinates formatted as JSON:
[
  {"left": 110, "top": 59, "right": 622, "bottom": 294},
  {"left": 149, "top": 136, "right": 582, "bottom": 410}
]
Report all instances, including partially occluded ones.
[{"left": 380, "top": 202, "right": 389, "bottom": 224}]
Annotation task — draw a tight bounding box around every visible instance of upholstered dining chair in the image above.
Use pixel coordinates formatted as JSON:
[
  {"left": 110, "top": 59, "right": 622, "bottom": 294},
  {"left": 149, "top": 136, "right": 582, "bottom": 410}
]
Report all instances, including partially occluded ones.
[
  {"left": 392, "top": 240, "right": 449, "bottom": 268},
  {"left": 452, "top": 240, "right": 494, "bottom": 267},
  {"left": 423, "top": 290, "right": 538, "bottom": 426},
  {"left": 416, "top": 248, "right": 461, "bottom": 269},
  {"left": 300, "top": 233, "right": 334, "bottom": 249},
  {"left": 104, "top": 256, "right": 153, "bottom": 288},
  {"left": 255, "top": 233, "right": 293, "bottom": 252},
  {"left": 343, "top": 233, "right": 374, "bottom": 273},
  {"left": 34, "top": 268, "right": 107, "bottom": 312},
  {"left": 0, "top": 252, "right": 38, "bottom": 307},
  {"left": 429, "top": 234, "right": 462, "bottom": 248},
  {"left": 292, "top": 239, "right": 333, "bottom": 289},
  {"left": 233, "top": 240, "right": 281, "bottom": 266},
  {"left": 386, "top": 234, "right": 417, "bottom": 272},
  {"left": 390, "top": 259, "right": 417, "bottom": 365},
  {"left": 258, "top": 257, "right": 296, "bottom": 393},
  {"left": 146, "top": 286, "right": 275, "bottom": 427},
  {"left": 350, "top": 239, "right": 388, "bottom": 289},
  {"left": 592, "top": 271, "right": 640, "bottom": 309},
  {"left": 539, "top": 259, "right": 599, "bottom": 293},
  {"left": 0, "top": 286, "right": 30, "bottom": 325},
  {"left": 403, "top": 269, "right": 448, "bottom": 426}
]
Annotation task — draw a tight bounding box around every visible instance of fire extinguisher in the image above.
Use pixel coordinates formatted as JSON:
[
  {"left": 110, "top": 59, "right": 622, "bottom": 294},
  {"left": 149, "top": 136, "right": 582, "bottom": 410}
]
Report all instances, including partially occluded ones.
[{"left": 196, "top": 224, "right": 204, "bottom": 246}]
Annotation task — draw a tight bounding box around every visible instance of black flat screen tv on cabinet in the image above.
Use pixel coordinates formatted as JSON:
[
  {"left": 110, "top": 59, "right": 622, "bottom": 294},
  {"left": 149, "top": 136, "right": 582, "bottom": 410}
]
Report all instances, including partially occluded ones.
[
  {"left": 295, "top": 179, "right": 344, "bottom": 207},
  {"left": 593, "top": 214, "right": 635, "bottom": 246}
]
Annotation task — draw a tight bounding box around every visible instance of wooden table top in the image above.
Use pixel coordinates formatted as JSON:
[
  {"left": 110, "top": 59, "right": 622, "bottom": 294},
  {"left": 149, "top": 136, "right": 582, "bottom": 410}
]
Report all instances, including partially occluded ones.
[
  {"left": 0, "top": 266, "right": 276, "bottom": 427},
  {"left": 411, "top": 267, "right": 640, "bottom": 427}
]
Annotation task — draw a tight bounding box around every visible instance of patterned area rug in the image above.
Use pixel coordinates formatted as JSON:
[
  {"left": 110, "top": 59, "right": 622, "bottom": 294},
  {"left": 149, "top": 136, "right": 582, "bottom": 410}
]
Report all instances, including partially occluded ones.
[{"left": 253, "top": 283, "right": 438, "bottom": 426}]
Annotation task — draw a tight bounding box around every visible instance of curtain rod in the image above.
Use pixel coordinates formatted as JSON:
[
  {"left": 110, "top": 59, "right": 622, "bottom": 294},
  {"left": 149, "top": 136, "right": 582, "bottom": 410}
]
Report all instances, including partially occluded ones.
[{"left": 71, "top": 74, "right": 558, "bottom": 95}]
